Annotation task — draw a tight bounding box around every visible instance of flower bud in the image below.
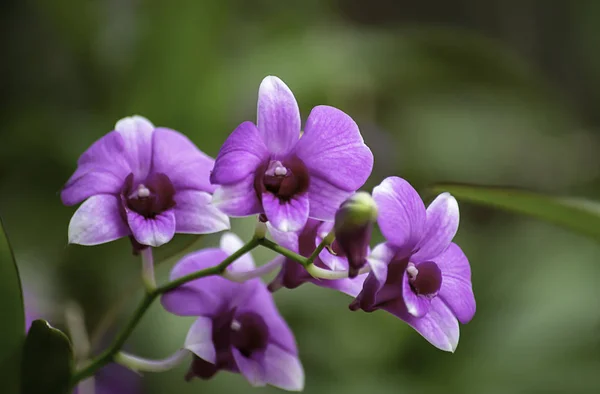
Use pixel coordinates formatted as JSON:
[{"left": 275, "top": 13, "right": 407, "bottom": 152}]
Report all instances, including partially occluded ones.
[{"left": 333, "top": 191, "right": 377, "bottom": 278}]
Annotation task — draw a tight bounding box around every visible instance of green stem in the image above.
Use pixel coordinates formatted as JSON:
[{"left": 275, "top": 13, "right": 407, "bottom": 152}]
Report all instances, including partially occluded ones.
[
  {"left": 69, "top": 237, "right": 261, "bottom": 388},
  {"left": 257, "top": 238, "right": 309, "bottom": 266},
  {"left": 306, "top": 230, "right": 333, "bottom": 264}
]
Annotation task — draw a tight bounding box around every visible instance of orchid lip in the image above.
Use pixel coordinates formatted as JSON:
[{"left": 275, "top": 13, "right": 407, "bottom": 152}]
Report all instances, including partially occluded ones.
[
  {"left": 122, "top": 172, "right": 176, "bottom": 218},
  {"left": 254, "top": 156, "right": 310, "bottom": 201}
]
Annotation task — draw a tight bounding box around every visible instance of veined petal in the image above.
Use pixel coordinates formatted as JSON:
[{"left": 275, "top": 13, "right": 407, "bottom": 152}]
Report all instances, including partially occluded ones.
[
  {"left": 160, "top": 248, "right": 236, "bottom": 316},
  {"left": 126, "top": 209, "right": 176, "bottom": 247},
  {"left": 305, "top": 175, "right": 352, "bottom": 221},
  {"left": 262, "top": 193, "right": 309, "bottom": 232},
  {"left": 372, "top": 177, "right": 426, "bottom": 252},
  {"left": 68, "top": 195, "right": 129, "bottom": 245},
  {"left": 263, "top": 344, "right": 304, "bottom": 392},
  {"left": 212, "top": 175, "right": 262, "bottom": 217},
  {"left": 151, "top": 128, "right": 215, "bottom": 193},
  {"left": 412, "top": 193, "right": 459, "bottom": 262},
  {"left": 402, "top": 297, "right": 460, "bottom": 352},
  {"left": 61, "top": 132, "right": 132, "bottom": 205},
  {"left": 257, "top": 76, "right": 301, "bottom": 156},
  {"left": 402, "top": 271, "right": 431, "bottom": 318},
  {"left": 232, "top": 349, "right": 267, "bottom": 387},
  {"left": 436, "top": 243, "right": 475, "bottom": 324},
  {"left": 114, "top": 115, "right": 154, "bottom": 181},
  {"left": 211, "top": 122, "right": 268, "bottom": 185},
  {"left": 184, "top": 317, "right": 217, "bottom": 363},
  {"left": 174, "top": 190, "right": 230, "bottom": 234},
  {"left": 295, "top": 105, "right": 373, "bottom": 191},
  {"left": 220, "top": 232, "right": 255, "bottom": 273}
]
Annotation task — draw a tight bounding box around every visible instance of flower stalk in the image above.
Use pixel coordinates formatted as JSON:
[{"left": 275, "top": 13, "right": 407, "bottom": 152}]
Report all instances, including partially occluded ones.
[
  {"left": 140, "top": 248, "right": 156, "bottom": 291},
  {"left": 115, "top": 349, "right": 190, "bottom": 373}
]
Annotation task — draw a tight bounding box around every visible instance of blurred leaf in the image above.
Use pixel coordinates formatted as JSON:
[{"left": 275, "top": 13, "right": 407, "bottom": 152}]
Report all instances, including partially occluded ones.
[
  {"left": 0, "top": 216, "right": 24, "bottom": 394},
  {"left": 21, "top": 320, "right": 73, "bottom": 394},
  {"left": 432, "top": 183, "right": 600, "bottom": 241}
]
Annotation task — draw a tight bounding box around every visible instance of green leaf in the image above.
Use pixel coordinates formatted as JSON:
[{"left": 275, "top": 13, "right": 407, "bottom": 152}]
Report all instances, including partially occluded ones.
[
  {"left": 21, "top": 320, "right": 73, "bottom": 394},
  {"left": 0, "top": 216, "right": 24, "bottom": 394},
  {"left": 431, "top": 183, "right": 600, "bottom": 241}
]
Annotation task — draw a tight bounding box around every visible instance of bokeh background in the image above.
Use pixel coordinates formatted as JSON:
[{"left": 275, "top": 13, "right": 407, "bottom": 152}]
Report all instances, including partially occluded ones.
[{"left": 2, "top": 1, "right": 600, "bottom": 393}]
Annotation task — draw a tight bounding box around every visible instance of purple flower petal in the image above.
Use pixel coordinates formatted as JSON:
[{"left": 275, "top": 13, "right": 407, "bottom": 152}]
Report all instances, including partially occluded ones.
[
  {"left": 126, "top": 209, "right": 176, "bottom": 247},
  {"left": 294, "top": 105, "right": 373, "bottom": 192},
  {"left": 367, "top": 242, "right": 395, "bottom": 288},
  {"left": 61, "top": 132, "right": 132, "bottom": 206},
  {"left": 372, "top": 177, "right": 426, "bottom": 252},
  {"left": 184, "top": 317, "right": 217, "bottom": 363},
  {"left": 262, "top": 193, "right": 309, "bottom": 232},
  {"left": 401, "top": 297, "right": 460, "bottom": 352},
  {"left": 160, "top": 249, "right": 234, "bottom": 316},
  {"left": 402, "top": 271, "right": 431, "bottom": 318},
  {"left": 68, "top": 195, "right": 129, "bottom": 245},
  {"left": 151, "top": 127, "right": 215, "bottom": 193},
  {"left": 257, "top": 76, "right": 300, "bottom": 156},
  {"left": 210, "top": 122, "right": 269, "bottom": 185},
  {"left": 220, "top": 232, "right": 255, "bottom": 273},
  {"left": 267, "top": 223, "right": 299, "bottom": 251},
  {"left": 212, "top": 175, "right": 262, "bottom": 216},
  {"left": 435, "top": 243, "right": 476, "bottom": 324},
  {"left": 304, "top": 175, "right": 352, "bottom": 220},
  {"left": 232, "top": 348, "right": 267, "bottom": 387},
  {"left": 173, "top": 190, "right": 230, "bottom": 234},
  {"left": 412, "top": 192, "right": 459, "bottom": 262},
  {"left": 114, "top": 115, "right": 154, "bottom": 182},
  {"left": 263, "top": 344, "right": 304, "bottom": 391}
]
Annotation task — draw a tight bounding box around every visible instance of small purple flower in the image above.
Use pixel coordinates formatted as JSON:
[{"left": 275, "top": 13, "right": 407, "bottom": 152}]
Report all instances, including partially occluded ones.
[
  {"left": 267, "top": 219, "right": 366, "bottom": 296},
  {"left": 350, "top": 177, "right": 476, "bottom": 352},
  {"left": 62, "top": 116, "right": 230, "bottom": 248},
  {"left": 161, "top": 233, "right": 304, "bottom": 391},
  {"left": 210, "top": 76, "right": 373, "bottom": 232}
]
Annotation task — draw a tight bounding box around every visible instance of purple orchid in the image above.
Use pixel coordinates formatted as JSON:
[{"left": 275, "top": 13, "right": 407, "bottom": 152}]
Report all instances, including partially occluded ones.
[
  {"left": 350, "top": 177, "right": 476, "bottom": 352},
  {"left": 267, "top": 219, "right": 366, "bottom": 296},
  {"left": 161, "top": 233, "right": 304, "bottom": 391},
  {"left": 210, "top": 76, "right": 374, "bottom": 232},
  {"left": 61, "top": 116, "right": 229, "bottom": 248}
]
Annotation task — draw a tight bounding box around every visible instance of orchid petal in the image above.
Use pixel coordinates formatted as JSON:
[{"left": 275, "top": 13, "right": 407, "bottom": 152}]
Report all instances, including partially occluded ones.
[
  {"left": 262, "top": 193, "right": 309, "bottom": 232},
  {"left": 412, "top": 193, "right": 459, "bottom": 262},
  {"left": 151, "top": 128, "right": 215, "bottom": 193},
  {"left": 126, "top": 209, "right": 176, "bottom": 247},
  {"left": 257, "top": 76, "right": 300, "bottom": 156},
  {"left": 210, "top": 121, "right": 269, "bottom": 185},
  {"left": 295, "top": 105, "right": 373, "bottom": 193},
  {"left": 173, "top": 190, "right": 230, "bottom": 234},
  {"left": 372, "top": 177, "right": 426, "bottom": 252},
  {"left": 436, "top": 243, "right": 476, "bottom": 324},
  {"left": 68, "top": 195, "right": 129, "bottom": 245}
]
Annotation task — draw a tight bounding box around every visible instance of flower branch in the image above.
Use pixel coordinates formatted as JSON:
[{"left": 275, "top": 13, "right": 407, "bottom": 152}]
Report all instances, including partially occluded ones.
[{"left": 69, "top": 237, "right": 261, "bottom": 387}]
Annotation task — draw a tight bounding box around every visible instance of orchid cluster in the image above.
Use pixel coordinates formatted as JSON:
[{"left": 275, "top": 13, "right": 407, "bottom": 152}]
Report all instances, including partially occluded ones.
[{"left": 61, "top": 76, "right": 475, "bottom": 392}]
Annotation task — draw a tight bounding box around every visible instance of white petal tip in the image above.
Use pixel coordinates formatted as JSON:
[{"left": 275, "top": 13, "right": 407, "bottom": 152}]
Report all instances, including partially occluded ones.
[{"left": 115, "top": 115, "right": 154, "bottom": 134}]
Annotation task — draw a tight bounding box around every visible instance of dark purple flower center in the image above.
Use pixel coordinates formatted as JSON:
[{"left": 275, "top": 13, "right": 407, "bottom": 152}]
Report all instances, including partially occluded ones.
[
  {"left": 230, "top": 312, "right": 270, "bottom": 357},
  {"left": 254, "top": 157, "right": 309, "bottom": 201},
  {"left": 122, "top": 173, "right": 176, "bottom": 218},
  {"left": 185, "top": 310, "right": 269, "bottom": 381},
  {"left": 407, "top": 261, "right": 442, "bottom": 297}
]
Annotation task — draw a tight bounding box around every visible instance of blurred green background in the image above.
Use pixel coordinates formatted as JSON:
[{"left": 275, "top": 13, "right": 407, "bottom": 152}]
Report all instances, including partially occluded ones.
[{"left": 2, "top": 0, "right": 600, "bottom": 393}]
